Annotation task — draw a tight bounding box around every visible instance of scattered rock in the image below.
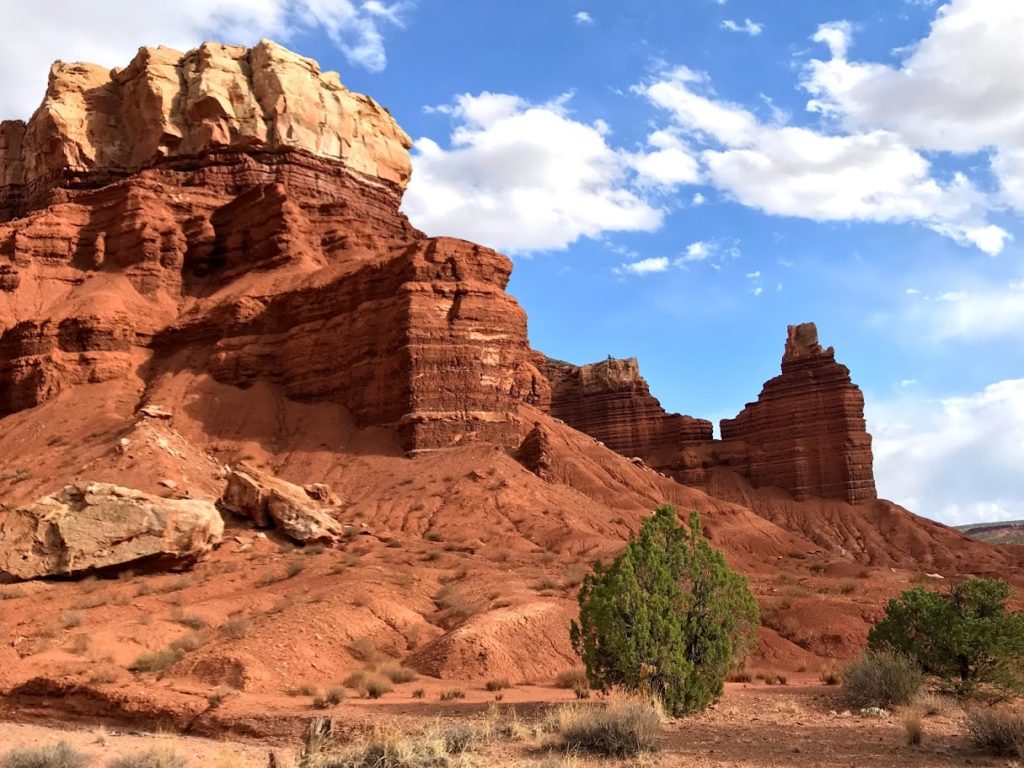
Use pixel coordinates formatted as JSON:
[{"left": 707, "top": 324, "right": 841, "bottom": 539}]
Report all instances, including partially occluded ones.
[
  {"left": 219, "top": 465, "right": 344, "bottom": 543},
  {"left": 139, "top": 404, "right": 173, "bottom": 420},
  {"left": 0, "top": 483, "right": 223, "bottom": 581}
]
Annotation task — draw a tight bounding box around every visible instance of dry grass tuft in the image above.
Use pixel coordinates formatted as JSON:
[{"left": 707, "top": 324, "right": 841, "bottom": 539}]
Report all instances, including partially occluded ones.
[
  {"left": 819, "top": 662, "right": 841, "bottom": 686},
  {"left": 378, "top": 662, "right": 418, "bottom": 684},
  {"left": 107, "top": 748, "right": 187, "bottom": 768},
  {"left": 552, "top": 698, "right": 662, "bottom": 757},
  {"left": 306, "top": 724, "right": 472, "bottom": 768},
  {"left": 485, "top": 678, "right": 512, "bottom": 692},
  {"left": 901, "top": 707, "right": 924, "bottom": 746}
]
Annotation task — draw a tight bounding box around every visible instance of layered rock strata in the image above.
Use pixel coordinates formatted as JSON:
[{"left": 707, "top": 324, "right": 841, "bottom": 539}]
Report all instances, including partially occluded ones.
[
  {"left": 0, "top": 42, "right": 544, "bottom": 453},
  {"left": 546, "top": 357, "right": 713, "bottom": 457},
  {"left": 548, "top": 324, "right": 876, "bottom": 503},
  {"left": 718, "top": 323, "right": 876, "bottom": 502},
  {"left": 0, "top": 40, "right": 411, "bottom": 221}
]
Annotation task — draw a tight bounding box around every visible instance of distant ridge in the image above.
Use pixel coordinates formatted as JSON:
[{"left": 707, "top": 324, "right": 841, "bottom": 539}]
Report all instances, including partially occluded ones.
[{"left": 957, "top": 520, "right": 1024, "bottom": 544}]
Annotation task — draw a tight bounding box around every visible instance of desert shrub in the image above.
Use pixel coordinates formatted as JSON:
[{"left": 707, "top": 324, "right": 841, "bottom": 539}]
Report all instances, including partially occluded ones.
[
  {"left": 326, "top": 686, "right": 346, "bottom": 705},
  {"left": 411, "top": 688, "right": 425, "bottom": 699},
  {"left": 168, "top": 632, "right": 206, "bottom": 654},
  {"left": 286, "top": 559, "right": 306, "bottom": 578},
  {"left": 554, "top": 667, "right": 588, "bottom": 689},
  {"left": 553, "top": 698, "right": 662, "bottom": 757},
  {"left": 58, "top": 611, "right": 84, "bottom": 629},
  {"left": 130, "top": 648, "right": 184, "bottom": 673},
  {"left": 902, "top": 708, "right": 924, "bottom": 745},
  {"left": 842, "top": 649, "right": 923, "bottom": 708},
  {"left": 434, "top": 584, "right": 481, "bottom": 624},
  {"left": 869, "top": 578, "right": 1024, "bottom": 696},
  {"left": 379, "top": 662, "right": 418, "bottom": 684},
  {"left": 170, "top": 610, "right": 207, "bottom": 631},
  {"left": 220, "top": 616, "right": 252, "bottom": 639},
  {"left": 289, "top": 683, "right": 320, "bottom": 697},
  {"left": 348, "top": 636, "right": 377, "bottom": 661},
  {"left": 570, "top": 505, "right": 759, "bottom": 716},
  {"left": 485, "top": 678, "right": 511, "bottom": 692},
  {"left": 439, "top": 688, "right": 465, "bottom": 701},
  {"left": 107, "top": 748, "right": 186, "bottom": 768},
  {"left": 964, "top": 708, "right": 1024, "bottom": 757},
  {"left": 727, "top": 669, "right": 753, "bottom": 683},
  {"left": 0, "top": 743, "right": 88, "bottom": 768},
  {"left": 364, "top": 676, "right": 392, "bottom": 699}
]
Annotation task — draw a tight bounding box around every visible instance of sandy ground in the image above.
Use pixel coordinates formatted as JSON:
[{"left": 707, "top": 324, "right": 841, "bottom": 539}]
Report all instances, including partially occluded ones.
[{"left": 0, "top": 683, "right": 1014, "bottom": 768}]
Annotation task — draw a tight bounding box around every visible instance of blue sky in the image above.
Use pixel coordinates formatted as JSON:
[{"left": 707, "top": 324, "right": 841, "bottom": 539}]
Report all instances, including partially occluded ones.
[{"left": 4, "top": 0, "right": 1023, "bottom": 524}]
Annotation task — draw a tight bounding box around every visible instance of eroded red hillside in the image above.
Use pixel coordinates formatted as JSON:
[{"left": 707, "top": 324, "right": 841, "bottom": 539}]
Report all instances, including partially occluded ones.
[{"left": 0, "top": 39, "right": 1020, "bottom": 736}]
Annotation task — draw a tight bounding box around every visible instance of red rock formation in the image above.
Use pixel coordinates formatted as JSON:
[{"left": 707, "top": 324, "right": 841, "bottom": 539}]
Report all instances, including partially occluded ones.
[
  {"left": 718, "top": 322, "right": 876, "bottom": 503},
  {"left": 546, "top": 325, "right": 876, "bottom": 504},
  {"left": 546, "top": 357, "right": 713, "bottom": 458},
  {"left": 0, "top": 42, "right": 543, "bottom": 453}
]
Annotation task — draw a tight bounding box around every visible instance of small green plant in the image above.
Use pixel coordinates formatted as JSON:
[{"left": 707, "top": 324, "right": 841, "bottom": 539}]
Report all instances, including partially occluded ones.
[
  {"left": 0, "top": 742, "right": 88, "bottom": 768},
  {"left": 570, "top": 505, "right": 759, "bottom": 716},
  {"left": 842, "top": 649, "right": 923, "bottom": 708},
  {"left": 869, "top": 578, "right": 1024, "bottom": 696}
]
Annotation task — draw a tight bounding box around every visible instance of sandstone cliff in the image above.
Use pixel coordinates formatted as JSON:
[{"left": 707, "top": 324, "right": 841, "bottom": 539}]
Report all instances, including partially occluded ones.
[
  {"left": 548, "top": 324, "right": 876, "bottom": 504},
  {"left": 547, "top": 357, "right": 712, "bottom": 458},
  {"left": 0, "top": 41, "right": 544, "bottom": 453},
  {"left": 0, "top": 40, "right": 411, "bottom": 222},
  {"left": 719, "top": 323, "right": 877, "bottom": 503}
]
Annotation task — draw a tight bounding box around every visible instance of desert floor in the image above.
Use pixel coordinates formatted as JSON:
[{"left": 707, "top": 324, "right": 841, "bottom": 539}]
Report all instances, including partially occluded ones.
[{"left": 0, "top": 682, "right": 1012, "bottom": 768}]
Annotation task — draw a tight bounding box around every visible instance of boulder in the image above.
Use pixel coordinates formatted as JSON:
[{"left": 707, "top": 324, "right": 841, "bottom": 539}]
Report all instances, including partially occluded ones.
[
  {"left": 0, "top": 483, "right": 223, "bottom": 581},
  {"left": 219, "top": 466, "right": 344, "bottom": 544}
]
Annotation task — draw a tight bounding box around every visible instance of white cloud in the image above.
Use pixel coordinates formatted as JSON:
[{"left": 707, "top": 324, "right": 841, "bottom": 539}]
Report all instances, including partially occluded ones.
[
  {"left": 900, "top": 378, "right": 918, "bottom": 387},
  {"left": 674, "top": 239, "right": 738, "bottom": 266},
  {"left": 868, "top": 379, "right": 1024, "bottom": 524},
  {"left": 721, "top": 18, "right": 763, "bottom": 36},
  {"left": 636, "top": 64, "right": 1008, "bottom": 254},
  {"left": 692, "top": 192, "right": 706, "bottom": 205},
  {"left": 403, "top": 92, "right": 664, "bottom": 253},
  {"left": 630, "top": 130, "right": 701, "bottom": 186},
  {"left": 616, "top": 256, "right": 670, "bottom": 275},
  {"left": 684, "top": 241, "right": 711, "bottom": 261},
  {"left": 802, "top": 1, "right": 1024, "bottom": 214},
  {"left": 574, "top": 11, "right": 594, "bottom": 25},
  {"left": 919, "top": 280, "right": 1024, "bottom": 340},
  {"left": 0, "top": 0, "right": 410, "bottom": 118}
]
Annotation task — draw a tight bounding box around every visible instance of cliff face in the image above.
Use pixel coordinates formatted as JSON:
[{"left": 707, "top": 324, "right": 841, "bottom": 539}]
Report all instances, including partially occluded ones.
[
  {"left": 719, "top": 323, "right": 877, "bottom": 503},
  {"left": 548, "top": 324, "right": 877, "bottom": 504},
  {"left": 0, "top": 40, "right": 411, "bottom": 222},
  {"left": 547, "top": 357, "right": 713, "bottom": 458},
  {"left": 0, "top": 41, "right": 543, "bottom": 453}
]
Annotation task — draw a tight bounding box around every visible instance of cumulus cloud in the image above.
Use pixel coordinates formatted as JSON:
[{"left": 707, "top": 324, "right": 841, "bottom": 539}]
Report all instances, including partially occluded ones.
[
  {"left": 573, "top": 11, "right": 594, "bottom": 25},
  {"left": 635, "top": 63, "right": 1008, "bottom": 254},
  {"left": 802, "top": 0, "right": 1024, "bottom": 215},
  {"left": 0, "top": 0, "right": 410, "bottom": 118},
  {"left": 868, "top": 379, "right": 1024, "bottom": 524},
  {"left": 721, "top": 18, "right": 763, "bottom": 36},
  {"left": 403, "top": 92, "right": 667, "bottom": 253},
  {"left": 630, "top": 130, "right": 701, "bottom": 186}
]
